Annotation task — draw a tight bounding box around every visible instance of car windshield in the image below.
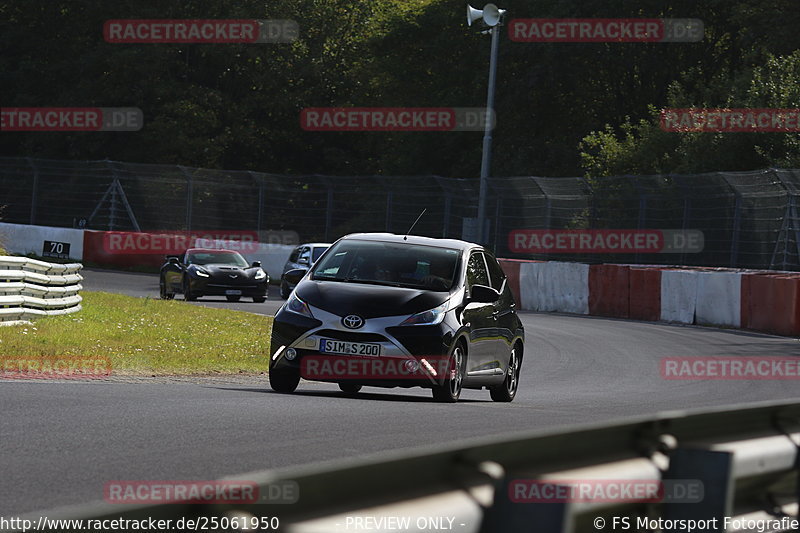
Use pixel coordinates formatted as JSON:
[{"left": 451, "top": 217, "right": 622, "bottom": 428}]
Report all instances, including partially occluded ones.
[
  {"left": 187, "top": 251, "right": 249, "bottom": 267},
  {"left": 311, "top": 240, "right": 460, "bottom": 291}
]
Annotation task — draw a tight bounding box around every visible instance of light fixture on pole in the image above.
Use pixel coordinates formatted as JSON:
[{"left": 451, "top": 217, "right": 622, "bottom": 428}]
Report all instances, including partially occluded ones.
[{"left": 466, "top": 3, "right": 506, "bottom": 245}]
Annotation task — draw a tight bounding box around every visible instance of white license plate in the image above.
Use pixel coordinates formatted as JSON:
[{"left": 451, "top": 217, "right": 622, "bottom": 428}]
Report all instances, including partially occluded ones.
[
  {"left": 319, "top": 339, "right": 381, "bottom": 356},
  {"left": 225, "top": 290, "right": 242, "bottom": 296}
]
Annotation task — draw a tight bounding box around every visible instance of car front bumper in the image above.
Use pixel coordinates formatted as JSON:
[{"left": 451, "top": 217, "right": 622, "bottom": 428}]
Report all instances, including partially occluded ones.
[{"left": 269, "top": 305, "right": 456, "bottom": 387}]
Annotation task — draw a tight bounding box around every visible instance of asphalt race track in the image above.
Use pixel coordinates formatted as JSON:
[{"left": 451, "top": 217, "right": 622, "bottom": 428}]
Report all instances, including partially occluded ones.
[{"left": 2, "top": 269, "right": 799, "bottom": 516}]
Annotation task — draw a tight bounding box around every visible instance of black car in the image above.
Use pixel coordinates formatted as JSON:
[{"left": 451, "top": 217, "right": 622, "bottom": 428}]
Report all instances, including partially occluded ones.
[
  {"left": 160, "top": 248, "right": 269, "bottom": 303},
  {"left": 269, "top": 233, "right": 524, "bottom": 402}
]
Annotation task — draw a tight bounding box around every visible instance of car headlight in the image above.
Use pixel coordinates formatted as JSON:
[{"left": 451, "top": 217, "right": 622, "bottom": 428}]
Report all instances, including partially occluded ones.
[
  {"left": 194, "top": 268, "right": 210, "bottom": 278},
  {"left": 399, "top": 302, "right": 447, "bottom": 326},
  {"left": 285, "top": 293, "right": 314, "bottom": 318},
  {"left": 255, "top": 269, "right": 267, "bottom": 280}
]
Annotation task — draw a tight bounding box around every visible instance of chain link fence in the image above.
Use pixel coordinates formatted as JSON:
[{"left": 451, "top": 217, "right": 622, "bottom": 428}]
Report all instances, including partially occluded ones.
[{"left": 1, "top": 157, "right": 798, "bottom": 270}]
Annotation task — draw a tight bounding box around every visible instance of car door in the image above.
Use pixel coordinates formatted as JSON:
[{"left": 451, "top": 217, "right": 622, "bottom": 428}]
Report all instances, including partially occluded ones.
[
  {"left": 462, "top": 251, "right": 499, "bottom": 377},
  {"left": 484, "top": 252, "right": 517, "bottom": 368}
]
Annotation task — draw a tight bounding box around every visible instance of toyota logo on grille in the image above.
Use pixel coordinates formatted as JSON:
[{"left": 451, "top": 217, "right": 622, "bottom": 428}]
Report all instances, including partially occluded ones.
[{"left": 342, "top": 315, "right": 365, "bottom": 329}]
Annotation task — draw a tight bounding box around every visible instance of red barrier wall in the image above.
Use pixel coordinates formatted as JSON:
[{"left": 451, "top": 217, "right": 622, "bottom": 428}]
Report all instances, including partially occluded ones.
[
  {"left": 498, "top": 259, "right": 522, "bottom": 305},
  {"left": 589, "top": 265, "right": 630, "bottom": 318},
  {"left": 741, "top": 273, "right": 800, "bottom": 336},
  {"left": 83, "top": 230, "right": 166, "bottom": 269},
  {"left": 629, "top": 267, "right": 662, "bottom": 322}
]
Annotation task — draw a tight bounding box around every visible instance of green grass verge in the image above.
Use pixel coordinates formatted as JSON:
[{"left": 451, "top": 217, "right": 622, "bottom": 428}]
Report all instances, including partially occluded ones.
[{"left": 0, "top": 291, "right": 272, "bottom": 375}]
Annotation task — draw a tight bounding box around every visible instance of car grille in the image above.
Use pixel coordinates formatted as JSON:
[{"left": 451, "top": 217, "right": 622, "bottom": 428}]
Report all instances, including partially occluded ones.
[
  {"left": 314, "top": 329, "right": 387, "bottom": 343},
  {"left": 207, "top": 282, "right": 258, "bottom": 288}
]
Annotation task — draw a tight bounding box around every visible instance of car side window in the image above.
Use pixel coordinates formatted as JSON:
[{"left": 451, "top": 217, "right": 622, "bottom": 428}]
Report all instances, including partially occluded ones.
[
  {"left": 466, "top": 252, "right": 490, "bottom": 289},
  {"left": 484, "top": 253, "right": 506, "bottom": 292},
  {"left": 288, "top": 247, "right": 300, "bottom": 263}
]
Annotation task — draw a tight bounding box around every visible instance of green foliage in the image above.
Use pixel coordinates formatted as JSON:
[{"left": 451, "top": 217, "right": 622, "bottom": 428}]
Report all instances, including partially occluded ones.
[
  {"left": 1, "top": 0, "right": 798, "bottom": 176},
  {"left": 580, "top": 51, "right": 800, "bottom": 176}
]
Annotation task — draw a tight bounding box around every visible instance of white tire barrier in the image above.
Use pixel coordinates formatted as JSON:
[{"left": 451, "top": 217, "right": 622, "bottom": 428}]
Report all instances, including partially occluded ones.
[{"left": 0, "top": 257, "right": 83, "bottom": 324}]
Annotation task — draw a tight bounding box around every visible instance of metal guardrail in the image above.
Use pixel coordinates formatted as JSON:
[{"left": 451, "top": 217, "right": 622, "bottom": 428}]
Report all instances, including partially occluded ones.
[
  {"left": 0, "top": 256, "right": 83, "bottom": 325},
  {"left": 24, "top": 400, "right": 799, "bottom": 532}
]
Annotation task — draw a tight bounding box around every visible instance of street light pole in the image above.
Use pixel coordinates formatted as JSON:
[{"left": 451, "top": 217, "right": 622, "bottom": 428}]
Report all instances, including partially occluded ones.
[
  {"left": 467, "top": 3, "right": 505, "bottom": 245},
  {"left": 477, "top": 24, "right": 500, "bottom": 244}
]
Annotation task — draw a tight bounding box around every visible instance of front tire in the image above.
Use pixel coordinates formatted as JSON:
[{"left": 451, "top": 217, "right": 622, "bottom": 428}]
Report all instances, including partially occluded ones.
[
  {"left": 269, "top": 368, "right": 300, "bottom": 393},
  {"left": 338, "top": 383, "right": 362, "bottom": 394},
  {"left": 432, "top": 343, "right": 466, "bottom": 403},
  {"left": 253, "top": 296, "right": 266, "bottom": 303},
  {"left": 490, "top": 344, "right": 521, "bottom": 402}
]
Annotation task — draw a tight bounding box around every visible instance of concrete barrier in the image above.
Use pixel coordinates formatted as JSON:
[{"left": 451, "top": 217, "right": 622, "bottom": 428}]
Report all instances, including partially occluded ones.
[
  {"left": 660, "top": 270, "right": 699, "bottom": 324},
  {"left": 695, "top": 271, "right": 742, "bottom": 327},
  {"left": 741, "top": 273, "right": 800, "bottom": 336},
  {"left": 589, "top": 264, "right": 629, "bottom": 318},
  {"left": 0, "top": 222, "right": 84, "bottom": 260},
  {"left": 520, "top": 261, "right": 589, "bottom": 314},
  {"left": 628, "top": 267, "right": 662, "bottom": 322},
  {"left": 82, "top": 230, "right": 294, "bottom": 279}
]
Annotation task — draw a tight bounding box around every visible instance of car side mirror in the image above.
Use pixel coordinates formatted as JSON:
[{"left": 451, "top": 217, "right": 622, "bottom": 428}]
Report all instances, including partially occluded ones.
[
  {"left": 470, "top": 284, "right": 500, "bottom": 303},
  {"left": 284, "top": 268, "right": 308, "bottom": 285},
  {"left": 168, "top": 257, "right": 180, "bottom": 265},
  {"left": 251, "top": 260, "right": 262, "bottom": 268}
]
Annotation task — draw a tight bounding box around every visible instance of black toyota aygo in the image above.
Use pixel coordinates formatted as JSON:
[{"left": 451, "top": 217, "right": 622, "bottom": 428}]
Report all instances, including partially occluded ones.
[{"left": 269, "top": 233, "right": 524, "bottom": 402}]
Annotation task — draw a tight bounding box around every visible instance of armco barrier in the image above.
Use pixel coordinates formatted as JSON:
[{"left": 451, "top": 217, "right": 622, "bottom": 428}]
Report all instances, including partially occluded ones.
[
  {"left": 25, "top": 401, "right": 800, "bottom": 533},
  {"left": 628, "top": 267, "right": 662, "bottom": 321},
  {"left": 0, "top": 256, "right": 83, "bottom": 324},
  {"left": 589, "top": 264, "right": 629, "bottom": 318},
  {"left": 742, "top": 273, "right": 800, "bottom": 336}
]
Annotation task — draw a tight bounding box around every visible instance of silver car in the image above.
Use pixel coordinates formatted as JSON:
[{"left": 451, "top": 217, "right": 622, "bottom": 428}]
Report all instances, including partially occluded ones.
[{"left": 280, "top": 242, "right": 331, "bottom": 298}]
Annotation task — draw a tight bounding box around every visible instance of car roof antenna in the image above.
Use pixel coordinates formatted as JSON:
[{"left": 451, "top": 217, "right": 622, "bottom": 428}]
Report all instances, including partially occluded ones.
[{"left": 404, "top": 209, "right": 426, "bottom": 240}]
